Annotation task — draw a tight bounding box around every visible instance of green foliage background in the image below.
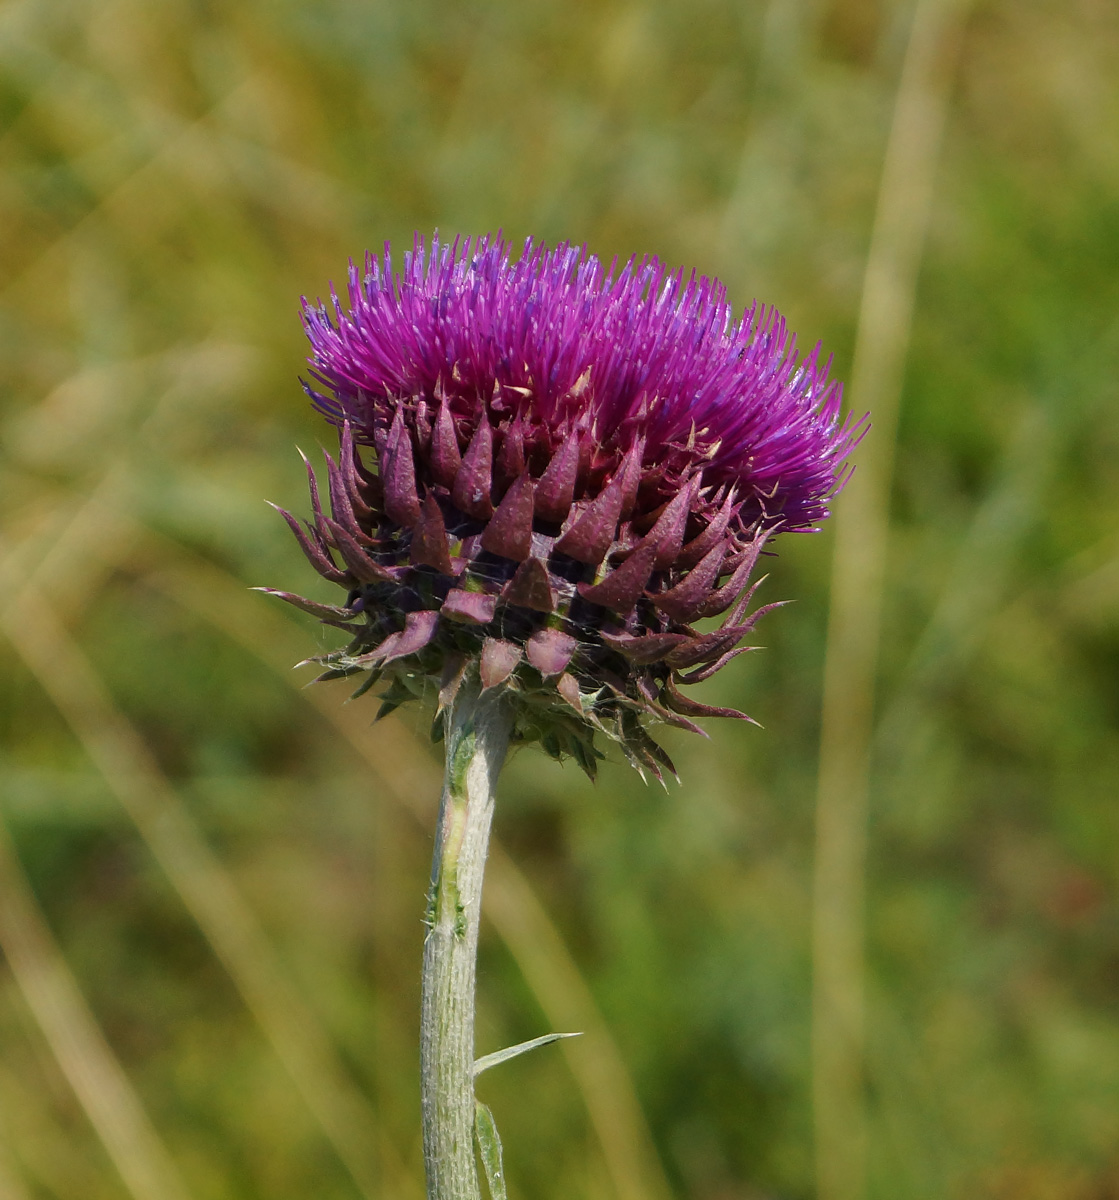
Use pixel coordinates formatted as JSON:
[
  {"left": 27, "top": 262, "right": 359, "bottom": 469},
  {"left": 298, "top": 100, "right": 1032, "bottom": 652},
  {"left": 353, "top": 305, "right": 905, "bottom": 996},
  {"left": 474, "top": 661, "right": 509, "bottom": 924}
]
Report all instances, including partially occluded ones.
[{"left": 1, "top": 1, "right": 1118, "bottom": 1198}]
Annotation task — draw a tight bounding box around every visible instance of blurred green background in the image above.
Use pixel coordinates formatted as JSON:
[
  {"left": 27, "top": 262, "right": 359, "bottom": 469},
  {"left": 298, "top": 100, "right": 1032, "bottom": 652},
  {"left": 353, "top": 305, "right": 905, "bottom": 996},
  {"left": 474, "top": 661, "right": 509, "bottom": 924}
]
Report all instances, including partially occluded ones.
[{"left": 2, "top": 0, "right": 1119, "bottom": 1198}]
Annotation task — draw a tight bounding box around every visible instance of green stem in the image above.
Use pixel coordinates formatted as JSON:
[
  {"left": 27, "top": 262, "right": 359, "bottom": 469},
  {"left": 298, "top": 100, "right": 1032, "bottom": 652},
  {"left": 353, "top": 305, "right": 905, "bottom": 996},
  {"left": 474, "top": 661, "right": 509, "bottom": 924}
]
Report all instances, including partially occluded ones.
[{"left": 421, "top": 680, "right": 512, "bottom": 1200}]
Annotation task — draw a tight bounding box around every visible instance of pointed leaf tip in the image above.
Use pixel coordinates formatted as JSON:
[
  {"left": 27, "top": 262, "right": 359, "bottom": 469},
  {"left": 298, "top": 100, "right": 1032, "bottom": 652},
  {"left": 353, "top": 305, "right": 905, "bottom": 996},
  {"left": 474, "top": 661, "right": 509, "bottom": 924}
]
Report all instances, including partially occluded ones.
[
  {"left": 451, "top": 416, "right": 494, "bottom": 518},
  {"left": 525, "top": 627, "right": 577, "bottom": 678},
  {"left": 578, "top": 535, "right": 659, "bottom": 612},
  {"left": 555, "top": 469, "right": 627, "bottom": 564},
  {"left": 501, "top": 556, "right": 557, "bottom": 612},
  {"left": 382, "top": 408, "right": 422, "bottom": 526},
  {"left": 480, "top": 638, "right": 522, "bottom": 690},
  {"left": 533, "top": 432, "right": 580, "bottom": 522},
  {"left": 253, "top": 587, "right": 361, "bottom": 623},
  {"left": 481, "top": 473, "right": 534, "bottom": 561},
  {"left": 431, "top": 399, "right": 462, "bottom": 486},
  {"left": 411, "top": 492, "right": 455, "bottom": 574},
  {"left": 473, "top": 1032, "right": 583, "bottom": 1076},
  {"left": 441, "top": 588, "right": 498, "bottom": 625}
]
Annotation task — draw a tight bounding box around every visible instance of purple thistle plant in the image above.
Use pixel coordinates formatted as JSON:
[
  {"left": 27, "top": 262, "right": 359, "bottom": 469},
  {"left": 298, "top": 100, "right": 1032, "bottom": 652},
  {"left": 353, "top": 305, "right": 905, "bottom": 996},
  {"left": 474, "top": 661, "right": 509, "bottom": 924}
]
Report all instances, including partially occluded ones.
[
  {"left": 265, "top": 233, "right": 859, "bottom": 1200},
  {"left": 266, "top": 233, "right": 857, "bottom": 781}
]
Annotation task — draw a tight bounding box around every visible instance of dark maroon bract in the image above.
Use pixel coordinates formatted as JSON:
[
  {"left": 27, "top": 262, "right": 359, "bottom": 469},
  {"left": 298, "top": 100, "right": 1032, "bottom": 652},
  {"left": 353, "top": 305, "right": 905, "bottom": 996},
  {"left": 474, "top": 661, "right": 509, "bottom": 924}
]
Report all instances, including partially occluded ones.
[{"left": 265, "top": 234, "right": 859, "bottom": 779}]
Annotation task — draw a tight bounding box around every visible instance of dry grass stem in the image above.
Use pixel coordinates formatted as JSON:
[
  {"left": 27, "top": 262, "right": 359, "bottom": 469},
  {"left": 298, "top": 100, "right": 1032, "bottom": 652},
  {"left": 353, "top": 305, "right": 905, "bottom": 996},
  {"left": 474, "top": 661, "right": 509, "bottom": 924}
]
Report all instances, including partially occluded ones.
[
  {"left": 0, "top": 559, "right": 396, "bottom": 1200},
  {"left": 0, "top": 815, "right": 192, "bottom": 1200},
  {"left": 812, "top": 1, "right": 971, "bottom": 1197}
]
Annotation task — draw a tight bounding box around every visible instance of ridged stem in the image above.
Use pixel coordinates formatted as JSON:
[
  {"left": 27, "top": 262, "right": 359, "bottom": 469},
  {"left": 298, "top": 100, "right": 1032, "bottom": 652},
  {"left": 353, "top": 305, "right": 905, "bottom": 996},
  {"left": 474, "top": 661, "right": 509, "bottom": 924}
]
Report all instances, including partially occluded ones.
[{"left": 421, "top": 680, "right": 512, "bottom": 1200}]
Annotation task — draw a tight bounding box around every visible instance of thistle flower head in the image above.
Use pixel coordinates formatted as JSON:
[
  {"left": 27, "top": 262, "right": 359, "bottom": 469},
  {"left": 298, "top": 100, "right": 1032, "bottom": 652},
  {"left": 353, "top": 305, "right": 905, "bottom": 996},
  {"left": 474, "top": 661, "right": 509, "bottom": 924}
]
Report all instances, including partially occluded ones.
[{"left": 266, "top": 234, "right": 858, "bottom": 780}]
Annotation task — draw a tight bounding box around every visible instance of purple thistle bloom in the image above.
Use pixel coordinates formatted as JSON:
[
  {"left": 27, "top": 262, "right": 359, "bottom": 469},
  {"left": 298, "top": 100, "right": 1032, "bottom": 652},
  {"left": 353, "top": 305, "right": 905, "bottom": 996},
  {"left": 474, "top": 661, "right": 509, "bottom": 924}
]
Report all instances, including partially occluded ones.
[
  {"left": 304, "top": 233, "right": 848, "bottom": 534},
  {"left": 267, "top": 233, "right": 859, "bottom": 779}
]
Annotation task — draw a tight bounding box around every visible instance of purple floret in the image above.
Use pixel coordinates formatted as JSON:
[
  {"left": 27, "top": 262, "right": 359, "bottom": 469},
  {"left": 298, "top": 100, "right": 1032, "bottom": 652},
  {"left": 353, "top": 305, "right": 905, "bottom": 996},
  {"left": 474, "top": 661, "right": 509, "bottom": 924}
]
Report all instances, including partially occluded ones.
[{"left": 301, "top": 233, "right": 857, "bottom": 534}]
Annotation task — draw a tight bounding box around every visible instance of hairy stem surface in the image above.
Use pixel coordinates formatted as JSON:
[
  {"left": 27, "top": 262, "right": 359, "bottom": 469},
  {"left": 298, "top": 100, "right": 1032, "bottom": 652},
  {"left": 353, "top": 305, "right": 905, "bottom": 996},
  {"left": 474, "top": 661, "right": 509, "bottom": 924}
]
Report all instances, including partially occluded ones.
[{"left": 421, "top": 681, "right": 512, "bottom": 1200}]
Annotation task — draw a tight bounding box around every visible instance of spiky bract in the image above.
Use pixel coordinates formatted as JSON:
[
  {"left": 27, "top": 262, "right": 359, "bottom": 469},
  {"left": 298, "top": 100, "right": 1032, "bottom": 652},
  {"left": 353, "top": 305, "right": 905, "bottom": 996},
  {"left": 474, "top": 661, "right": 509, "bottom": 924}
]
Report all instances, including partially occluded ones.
[{"left": 267, "top": 234, "right": 857, "bottom": 779}]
